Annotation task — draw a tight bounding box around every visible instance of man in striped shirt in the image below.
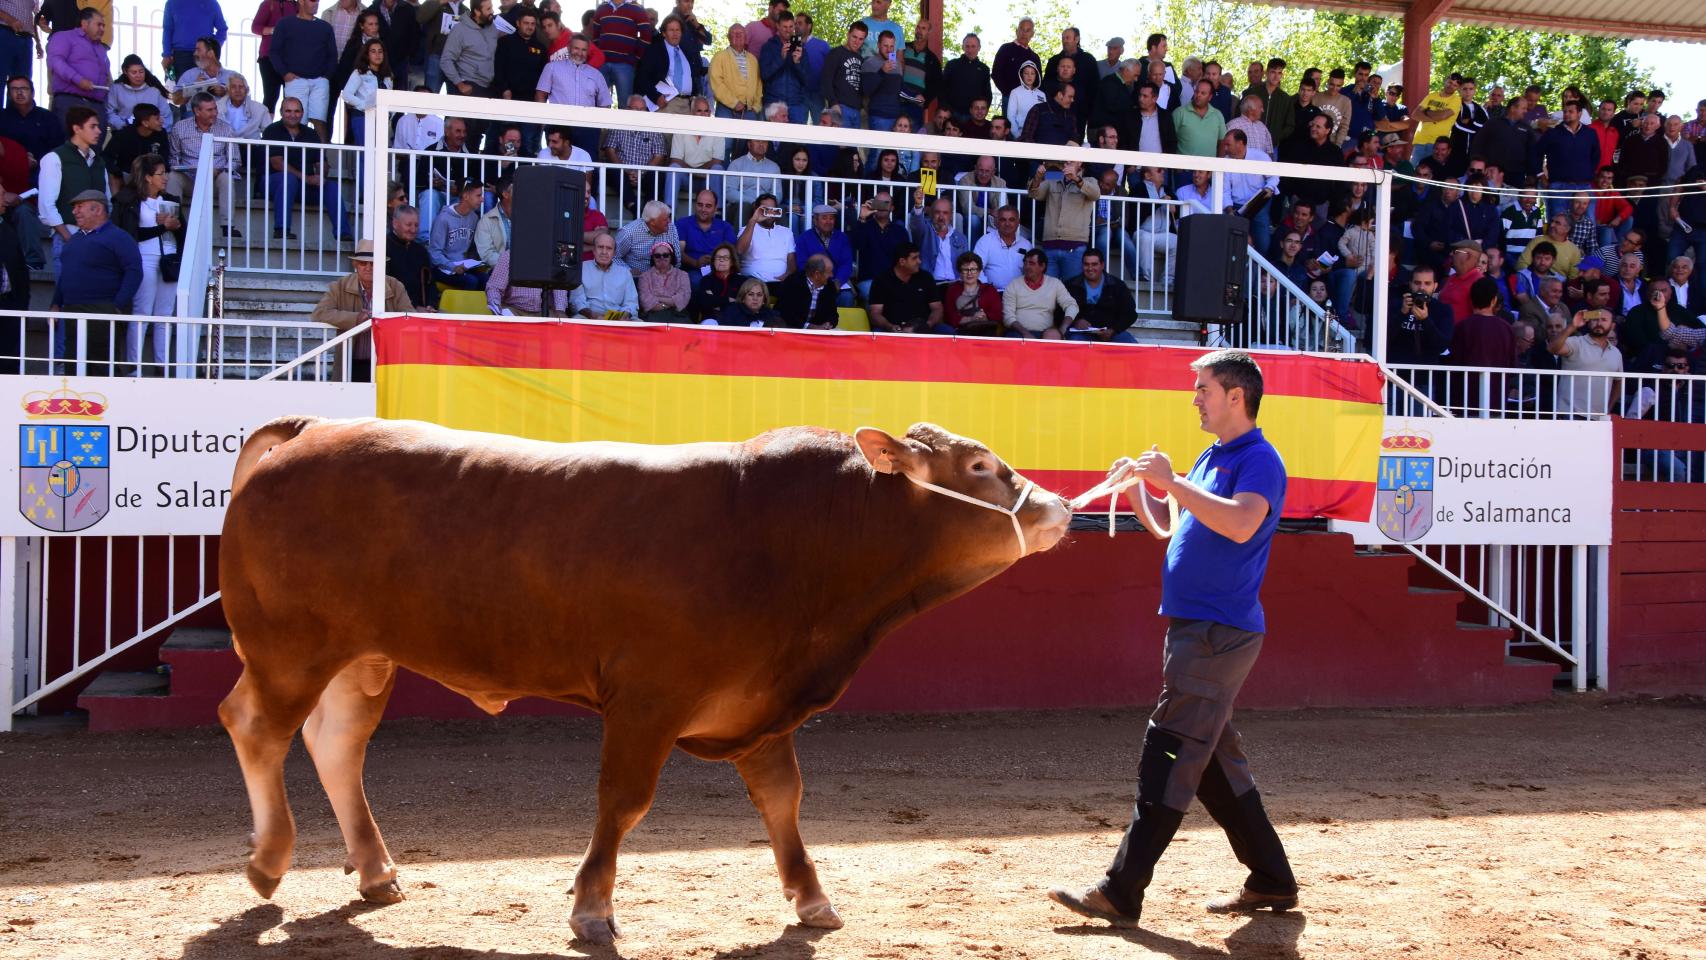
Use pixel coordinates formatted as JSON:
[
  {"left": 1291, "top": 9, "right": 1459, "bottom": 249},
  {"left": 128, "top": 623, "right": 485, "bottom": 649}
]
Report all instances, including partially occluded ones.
[
  {"left": 592, "top": 0, "right": 654, "bottom": 108},
  {"left": 1500, "top": 190, "right": 1544, "bottom": 265}
]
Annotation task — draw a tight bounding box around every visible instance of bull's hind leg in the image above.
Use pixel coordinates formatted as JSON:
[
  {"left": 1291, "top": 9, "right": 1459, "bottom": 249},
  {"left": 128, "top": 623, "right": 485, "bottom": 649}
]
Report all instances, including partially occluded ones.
[
  {"left": 218, "top": 650, "right": 345, "bottom": 898},
  {"left": 569, "top": 716, "right": 679, "bottom": 945},
  {"left": 733, "top": 732, "right": 842, "bottom": 930},
  {"left": 301, "top": 656, "right": 402, "bottom": 904}
]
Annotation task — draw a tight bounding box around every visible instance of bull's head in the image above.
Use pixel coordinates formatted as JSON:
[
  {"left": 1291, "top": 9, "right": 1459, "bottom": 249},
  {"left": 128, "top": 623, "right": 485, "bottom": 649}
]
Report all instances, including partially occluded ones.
[{"left": 855, "top": 423, "right": 1071, "bottom": 559}]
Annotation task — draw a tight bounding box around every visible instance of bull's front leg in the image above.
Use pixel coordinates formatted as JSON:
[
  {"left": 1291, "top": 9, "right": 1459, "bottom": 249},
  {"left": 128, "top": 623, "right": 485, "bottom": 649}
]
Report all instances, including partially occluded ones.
[
  {"left": 570, "top": 715, "right": 678, "bottom": 945},
  {"left": 734, "top": 732, "right": 843, "bottom": 930}
]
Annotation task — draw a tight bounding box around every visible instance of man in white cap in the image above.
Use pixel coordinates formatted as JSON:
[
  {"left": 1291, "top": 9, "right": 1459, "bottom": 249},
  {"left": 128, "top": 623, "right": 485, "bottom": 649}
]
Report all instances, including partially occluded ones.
[
  {"left": 311, "top": 239, "right": 413, "bottom": 381},
  {"left": 1099, "top": 38, "right": 1125, "bottom": 79}
]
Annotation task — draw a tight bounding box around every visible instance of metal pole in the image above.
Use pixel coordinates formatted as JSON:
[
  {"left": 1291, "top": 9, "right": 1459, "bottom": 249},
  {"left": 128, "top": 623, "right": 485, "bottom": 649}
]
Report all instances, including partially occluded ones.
[
  {"left": 1372, "top": 173, "right": 1393, "bottom": 361},
  {"left": 1594, "top": 545, "right": 1611, "bottom": 689},
  {"left": 1571, "top": 544, "right": 1588, "bottom": 691},
  {"left": 1210, "top": 170, "right": 1224, "bottom": 212},
  {"left": 1, "top": 536, "right": 15, "bottom": 732},
  {"left": 369, "top": 104, "right": 388, "bottom": 322}
]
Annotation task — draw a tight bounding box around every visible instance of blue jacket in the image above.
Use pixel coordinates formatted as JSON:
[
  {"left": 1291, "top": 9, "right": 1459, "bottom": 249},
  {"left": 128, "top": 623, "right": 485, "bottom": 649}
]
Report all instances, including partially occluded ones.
[
  {"left": 853, "top": 216, "right": 909, "bottom": 282},
  {"left": 53, "top": 221, "right": 142, "bottom": 312},
  {"left": 759, "top": 36, "right": 808, "bottom": 107},
  {"left": 162, "top": 0, "right": 229, "bottom": 58},
  {"left": 908, "top": 210, "right": 968, "bottom": 281},
  {"left": 1536, "top": 122, "right": 1601, "bottom": 184},
  {"left": 799, "top": 36, "right": 829, "bottom": 96},
  {"left": 794, "top": 227, "right": 854, "bottom": 287}
]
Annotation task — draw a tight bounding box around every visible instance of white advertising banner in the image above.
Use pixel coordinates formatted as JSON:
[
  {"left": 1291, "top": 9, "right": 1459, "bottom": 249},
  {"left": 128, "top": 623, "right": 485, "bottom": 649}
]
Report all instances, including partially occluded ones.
[
  {"left": 1332, "top": 417, "right": 1613, "bottom": 546},
  {"left": 6, "top": 378, "right": 375, "bottom": 537}
]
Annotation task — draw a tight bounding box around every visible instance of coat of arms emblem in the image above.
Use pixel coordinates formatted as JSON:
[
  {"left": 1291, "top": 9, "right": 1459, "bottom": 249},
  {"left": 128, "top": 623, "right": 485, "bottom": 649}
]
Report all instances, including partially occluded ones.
[{"left": 18, "top": 382, "right": 110, "bottom": 533}]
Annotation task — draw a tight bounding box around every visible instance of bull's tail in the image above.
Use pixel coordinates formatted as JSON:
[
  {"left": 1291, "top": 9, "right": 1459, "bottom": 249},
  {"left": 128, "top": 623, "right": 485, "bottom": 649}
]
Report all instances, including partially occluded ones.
[{"left": 231, "top": 415, "right": 325, "bottom": 498}]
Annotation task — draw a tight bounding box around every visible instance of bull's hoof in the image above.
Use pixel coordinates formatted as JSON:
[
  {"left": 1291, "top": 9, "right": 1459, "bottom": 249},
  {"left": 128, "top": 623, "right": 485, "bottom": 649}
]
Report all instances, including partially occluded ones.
[
  {"left": 796, "top": 900, "right": 844, "bottom": 930},
  {"left": 360, "top": 878, "right": 406, "bottom": 905},
  {"left": 246, "top": 862, "right": 282, "bottom": 899},
  {"left": 570, "top": 914, "right": 621, "bottom": 945}
]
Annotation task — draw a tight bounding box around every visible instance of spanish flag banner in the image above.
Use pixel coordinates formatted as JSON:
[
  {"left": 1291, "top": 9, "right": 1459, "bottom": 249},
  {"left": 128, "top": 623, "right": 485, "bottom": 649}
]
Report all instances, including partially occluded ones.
[{"left": 374, "top": 317, "right": 1384, "bottom": 519}]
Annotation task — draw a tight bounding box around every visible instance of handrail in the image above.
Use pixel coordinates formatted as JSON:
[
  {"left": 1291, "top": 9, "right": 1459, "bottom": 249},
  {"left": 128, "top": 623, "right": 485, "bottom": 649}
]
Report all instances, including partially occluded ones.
[
  {"left": 175, "top": 134, "right": 217, "bottom": 322},
  {"left": 258, "top": 321, "right": 370, "bottom": 382}
]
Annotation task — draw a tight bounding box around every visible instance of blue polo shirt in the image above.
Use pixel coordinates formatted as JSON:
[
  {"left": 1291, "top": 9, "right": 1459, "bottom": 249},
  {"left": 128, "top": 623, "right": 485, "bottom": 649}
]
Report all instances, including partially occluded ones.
[
  {"left": 674, "top": 215, "right": 738, "bottom": 266},
  {"left": 1160, "top": 427, "right": 1287, "bottom": 634}
]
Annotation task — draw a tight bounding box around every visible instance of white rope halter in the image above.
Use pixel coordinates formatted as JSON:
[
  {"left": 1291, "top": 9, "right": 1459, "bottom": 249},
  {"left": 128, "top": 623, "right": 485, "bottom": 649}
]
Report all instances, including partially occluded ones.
[
  {"left": 905, "top": 474, "right": 1035, "bottom": 559},
  {"left": 1068, "top": 473, "right": 1181, "bottom": 539}
]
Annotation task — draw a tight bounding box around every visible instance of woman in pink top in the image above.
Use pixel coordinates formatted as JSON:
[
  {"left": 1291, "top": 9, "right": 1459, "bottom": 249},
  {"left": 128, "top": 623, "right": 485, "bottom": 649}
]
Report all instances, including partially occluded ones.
[{"left": 252, "top": 0, "right": 301, "bottom": 112}]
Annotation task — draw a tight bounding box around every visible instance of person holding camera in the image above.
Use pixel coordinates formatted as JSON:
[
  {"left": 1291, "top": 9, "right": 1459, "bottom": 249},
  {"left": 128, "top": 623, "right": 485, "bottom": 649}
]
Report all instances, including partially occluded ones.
[
  {"left": 1385, "top": 263, "right": 1454, "bottom": 365},
  {"left": 1547, "top": 303, "right": 1623, "bottom": 416},
  {"left": 736, "top": 191, "right": 796, "bottom": 291},
  {"left": 758, "top": 11, "right": 808, "bottom": 124}
]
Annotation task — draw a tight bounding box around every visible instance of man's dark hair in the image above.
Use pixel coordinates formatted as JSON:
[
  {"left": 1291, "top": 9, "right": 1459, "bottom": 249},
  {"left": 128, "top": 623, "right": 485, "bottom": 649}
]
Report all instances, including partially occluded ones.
[
  {"left": 1136, "top": 80, "right": 1158, "bottom": 96},
  {"left": 190, "top": 91, "right": 217, "bottom": 109},
  {"left": 775, "top": 10, "right": 793, "bottom": 22},
  {"left": 1532, "top": 241, "right": 1558, "bottom": 260},
  {"left": 1298, "top": 78, "right": 1317, "bottom": 91},
  {"left": 1226, "top": 128, "right": 1247, "bottom": 145},
  {"left": 1190, "top": 349, "right": 1264, "bottom": 419},
  {"left": 1470, "top": 276, "right": 1502, "bottom": 311},
  {"left": 1354, "top": 60, "right": 1371, "bottom": 71},
  {"left": 1412, "top": 264, "right": 1437, "bottom": 280},
  {"left": 1021, "top": 247, "right": 1047, "bottom": 266},
  {"left": 541, "top": 10, "right": 560, "bottom": 26},
  {"left": 545, "top": 124, "right": 571, "bottom": 140},
  {"left": 892, "top": 240, "right": 920, "bottom": 265},
  {"left": 1081, "top": 247, "right": 1103, "bottom": 263},
  {"left": 1146, "top": 33, "right": 1165, "bottom": 51},
  {"left": 755, "top": 191, "right": 779, "bottom": 208},
  {"left": 1266, "top": 57, "right": 1286, "bottom": 70},
  {"left": 64, "top": 105, "right": 97, "bottom": 132},
  {"left": 8, "top": 73, "right": 32, "bottom": 91},
  {"left": 1328, "top": 67, "right": 1345, "bottom": 80},
  {"left": 132, "top": 102, "right": 160, "bottom": 122},
  {"left": 1625, "top": 90, "right": 1644, "bottom": 105},
  {"left": 79, "top": 6, "right": 100, "bottom": 23},
  {"left": 197, "top": 35, "right": 222, "bottom": 57}
]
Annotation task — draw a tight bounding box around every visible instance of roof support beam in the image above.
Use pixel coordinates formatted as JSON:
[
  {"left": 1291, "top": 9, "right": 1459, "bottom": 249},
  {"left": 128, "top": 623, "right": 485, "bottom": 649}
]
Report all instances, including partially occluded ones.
[{"left": 1403, "top": 0, "right": 1456, "bottom": 109}]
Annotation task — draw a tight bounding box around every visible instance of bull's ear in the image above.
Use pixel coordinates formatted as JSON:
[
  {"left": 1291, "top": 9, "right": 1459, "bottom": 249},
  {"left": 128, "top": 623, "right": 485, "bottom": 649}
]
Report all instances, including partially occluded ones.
[{"left": 855, "top": 426, "right": 924, "bottom": 476}]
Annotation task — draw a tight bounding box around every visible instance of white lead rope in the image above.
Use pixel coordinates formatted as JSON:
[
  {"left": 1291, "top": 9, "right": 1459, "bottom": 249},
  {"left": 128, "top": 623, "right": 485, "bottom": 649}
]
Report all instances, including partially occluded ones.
[
  {"left": 905, "top": 475, "right": 1034, "bottom": 559},
  {"left": 1068, "top": 474, "right": 1181, "bottom": 540}
]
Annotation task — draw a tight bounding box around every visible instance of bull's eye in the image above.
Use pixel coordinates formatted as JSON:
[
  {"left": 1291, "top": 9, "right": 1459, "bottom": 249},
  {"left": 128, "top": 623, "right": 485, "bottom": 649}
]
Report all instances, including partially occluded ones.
[{"left": 971, "top": 461, "right": 991, "bottom": 474}]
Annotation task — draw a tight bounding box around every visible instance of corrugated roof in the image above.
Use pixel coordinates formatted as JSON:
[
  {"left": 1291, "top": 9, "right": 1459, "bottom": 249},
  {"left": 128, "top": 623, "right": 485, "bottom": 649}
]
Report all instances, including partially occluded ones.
[{"left": 1245, "top": 0, "right": 1706, "bottom": 43}]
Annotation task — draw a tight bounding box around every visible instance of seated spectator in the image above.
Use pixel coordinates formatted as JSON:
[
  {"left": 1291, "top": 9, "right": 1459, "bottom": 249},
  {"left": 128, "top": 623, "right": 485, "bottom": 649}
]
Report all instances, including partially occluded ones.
[
  {"left": 1519, "top": 275, "right": 1571, "bottom": 334},
  {"left": 0, "top": 76, "right": 66, "bottom": 178},
  {"left": 485, "top": 247, "right": 570, "bottom": 316},
  {"left": 472, "top": 178, "right": 512, "bottom": 269},
  {"left": 725, "top": 139, "right": 781, "bottom": 220},
  {"left": 385, "top": 205, "right": 435, "bottom": 310},
  {"left": 667, "top": 97, "right": 727, "bottom": 201},
  {"left": 1621, "top": 278, "right": 1702, "bottom": 371},
  {"left": 972, "top": 204, "right": 1026, "bottom": 290},
  {"left": 311, "top": 241, "right": 411, "bottom": 381},
  {"left": 538, "top": 123, "right": 595, "bottom": 170},
  {"left": 173, "top": 37, "right": 242, "bottom": 105},
  {"left": 603, "top": 94, "right": 668, "bottom": 212},
  {"left": 909, "top": 193, "right": 967, "bottom": 285},
  {"left": 638, "top": 241, "right": 692, "bottom": 323},
  {"left": 1519, "top": 213, "right": 1583, "bottom": 277},
  {"left": 616, "top": 200, "right": 682, "bottom": 275},
  {"left": 793, "top": 204, "right": 855, "bottom": 306},
  {"left": 414, "top": 117, "right": 477, "bottom": 237},
  {"left": 868, "top": 242, "right": 944, "bottom": 333},
  {"left": 167, "top": 92, "right": 239, "bottom": 237},
  {"left": 1514, "top": 241, "right": 1567, "bottom": 307},
  {"left": 676, "top": 188, "right": 738, "bottom": 279},
  {"left": 217, "top": 75, "right": 271, "bottom": 140},
  {"left": 1001, "top": 247, "right": 1077, "bottom": 338},
  {"left": 262, "top": 96, "right": 351, "bottom": 240},
  {"left": 571, "top": 231, "right": 639, "bottom": 319},
  {"left": 943, "top": 251, "right": 1002, "bottom": 335},
  {"left": 428, "top": 179, "right": 489, "bottom": 289},
  {"left": 1028, "top": 159, "right": 1099, "bottom": 278},
  {"left": 774, "top": 253, "right": 840, "bottom": 329},
  {"left": 736, "top": 192, "right": 795, "bottom": 286},
  {"left": 394, "top": 96, "right": 446, "bottom": 153},
  {"left": 1668, "top": 255, "right": 1701, "bottom": 317},
  {"left": 1063, "top": 248, "right": 1137, "bottom": 342},
  {"left": 102, "top": 103, "right": 168, "bottom": 193},
  {"left": 853, "top": 191, "right": 909, "bottom": 301},
  {"left": 718, "top": 276, "right": 781, "bottom": 326},
  {"left": 690, "top": 242, "right": 747, "bottom": 321},
  {"left": 954, "top": 156, "right": 1005, "bottom": 239},
  {"left": 106, "top": 55, "right": 171, "bottom": 131}
]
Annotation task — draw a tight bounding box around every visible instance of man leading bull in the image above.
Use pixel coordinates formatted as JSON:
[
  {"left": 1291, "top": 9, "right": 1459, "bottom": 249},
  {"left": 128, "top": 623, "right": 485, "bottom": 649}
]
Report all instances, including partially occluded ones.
[{"left": 1050, "top": 348, "right": 1300, "bottom": 927}]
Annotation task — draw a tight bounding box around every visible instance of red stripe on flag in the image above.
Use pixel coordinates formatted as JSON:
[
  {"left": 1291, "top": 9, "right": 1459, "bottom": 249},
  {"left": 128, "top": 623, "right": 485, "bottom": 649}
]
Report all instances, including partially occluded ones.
[{"left": 374, "top": 316, "right": 1384, "bottom": 404}]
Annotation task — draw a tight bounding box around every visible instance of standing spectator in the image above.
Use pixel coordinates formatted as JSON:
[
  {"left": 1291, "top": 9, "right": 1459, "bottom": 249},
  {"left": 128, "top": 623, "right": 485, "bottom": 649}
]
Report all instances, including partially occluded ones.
[
  {"left": 1063, "top": 248, "right": 1137, "bottom": 342},
  {"left": 161, "top": 0, "right": 228, "bottom": 82},
  {"left": 328, "top": 9, "right": 381, "bottom": 116},
  {"left": 1312, "top": 68, "right": 1352, "bottom": 146},
  {"left": 385, "top": 203, "right": 433, "bottom": 307},
  {"left": 857, "top": 0, "right": 902, "bottom": 58},
  {"left": 1227, "top": 93, "right": 1273, "bottom": 158},
  {"left": 1046, "top": 27, "right": 1097, "bottom": 120},
  {"left": 311, "top": 241, "right": 410, "bottom": 380},
  {"left": 1547, "top": 304, "right": 1622, "bottom": 415},
  {"left": 0, "top": 0, "right": 37, "bottom": 83},
  {"left": 413, "top": 0, "right": 465, "bottom": 94},
  {"left": 39, "top": 107, "right": 105, "bottom": 276},
  {"left": 1001, "top": 247, "right": 1075, "bottom": 338},
  {"left": 774, "top": 251, "right": 838, "bottom": 328},
  {"left": 252, "top": 0, "right": 300, "bottom": 111},
  {"left": 1280, "top": 115, "right": 1344, "bottom": 209},
  {"left": 47, "top": 8, "right": 109, "bottom": 135},
  {"left": 218, "top": 74, "right": 270, "bottom": 138},
  {"left": 1536, "top": 101, "right": 1600, "bottom": 201},
  {"left": 709, "top": 22, "right": 760, "bottom": 121},
  {"left": 167, "top": 92, "right": 239, "bottom": 236},
  {"left": 757, "top": 11, "right": 806, "bottom": 124},
  {"left": 896, "top": 16, "right": 938, "bottom": 129},
  {"left": 52, "top": 190, "right": 141, "bottom": 328},
  {"left": 321, "top": 0, "right": 363, "bottom": 54},
  {"left": 1006, "top": 61, "right": 1044, "bottom": 136},
  {"left": 271, "top": 0, "right": 338, "bottom": 140},
  {"left": 1175, "top": 78, "right": 1227, "bottom": 159},
  {"left": 107, "top": 55, "right": 172, "bottom": 132},
  {"left": 1449, "top": 76, "right": 1487, "bottom": 162},
  {"left": 109, "top": 154, "right": 182, "bottom": 375},
  {"left": 602, "top": 94, "right": 665, "bottom": 210},
  {"left": 1617, "top": 112, "right": 1667, "bottom": 188},
  {"left": 1248, "top": 57, "right": 1293, "bottom": 149},
  {"left": 261, "top": 95, "right": 349, "bottom": 239},
  {"left": 868, "top": 242, "right": 943, "bottom": 333},
  {"left": 1519, "top": 213, "right": 1583, "bottom": 277},
  {"left": 1130, "top": 82, "right": 1176, "bottom": 155},
  {"left": 340, "top": 32, "right": 393, "bottom": 147},
  {"left": 591, "top": 0, "right": 652, "bottom": 107},
  {"left": 1098, "top": 37, "right": 1124, "bottom": 79},
  {"left": 1476, "top": 100, "right": 1531, "bottom": 188},
  {"left": 535, "top": 35, "right": 608, "bottom": 159},
  {"left": 102, "top": 102, "right": 168, "bottom": 192},
  {"left": 1438, "top": 239, "right": 1484, "bottom": 323},
  {"left": 991, "top": 17, "right": 1038, "bottom": 111},
  {"left": 1028, "top": 159, "right": 1099, "bottom": 278},
  {"left": 940, "top": 33, "right": 989, "bottom": 121},
  {"left": 636, "top": 240, "right": 691, "bottom": 322},
  {"left": 794, "top": 11, "right": 828, "bottom": 121},
  {"left": 1662, "top": 115, "right": 1696, "bottom": 186},
  {"left": 571, "top": 231, "right": 638, "bottom": 318},
  {"left": 635, "top": 12, "right": 700, "bottom": 116},
  {"left": 820, "top": 21, "right": 865, "bottom": 129},
  {"left": 1412, "top": 73, "right": 1460, "bottom": 164},
  {"left": 1019, "top": 76, "right": 1076, "bottom": 145},
  {"left": 439, "top": 0, "right": 496, "bottom": 97},
  {"left": 742, "top": 0, "right": 786, "bottom": 56},
  {"left": 428, "top": 177, "right": 487, "bottom": 288},
  {"left": 1041, "top": 56, "right": 1092, "bottom": 139},
  {"left": 860, "top": 28, "right": 903, "bottom": 132},
  {"left": 370, "top": 0, "right": 418, "bottom": 91}
]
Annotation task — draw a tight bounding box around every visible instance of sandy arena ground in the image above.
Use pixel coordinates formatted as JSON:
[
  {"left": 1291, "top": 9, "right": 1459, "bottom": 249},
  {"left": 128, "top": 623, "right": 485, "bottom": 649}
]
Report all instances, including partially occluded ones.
[{"left": 1, "top": 696, "right": 1703, "bottom": 959}]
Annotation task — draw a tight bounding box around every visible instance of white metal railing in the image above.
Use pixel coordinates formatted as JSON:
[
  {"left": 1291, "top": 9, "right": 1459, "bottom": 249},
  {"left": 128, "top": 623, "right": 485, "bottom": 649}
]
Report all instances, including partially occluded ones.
[
  {"left": 174, "top": 134, "right": 218, "bottom": 329},
  {"left": 0, "top": 309, "right": 339, "bottom": 379},
  {"left": 1387, "top": 363, "right": 1706, "bottom": 425},
  {"left": 1205, "top": 250, "right": 1358, "bottom": 353},
  {"left": 215, "top": 137, "right": 368, "bottom": 275},
  {"left": 2, "top": 534, "right": 220, "bottom": 729}
]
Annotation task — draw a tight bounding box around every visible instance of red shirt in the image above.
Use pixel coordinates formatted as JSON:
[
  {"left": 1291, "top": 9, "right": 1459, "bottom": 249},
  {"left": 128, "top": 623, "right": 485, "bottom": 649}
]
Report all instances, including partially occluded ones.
[
  {"left": 0, "top": 135, "right": 27, "bottom": 195},
  {"left": 582, "top": 207, "right": 607, "bottom": 261},
  {"left": 1590, "top": 120, "right": 1620, "bottom": 175},
  {"left": 1440, "top": 267, "right": 1483, "bottom": 325}
]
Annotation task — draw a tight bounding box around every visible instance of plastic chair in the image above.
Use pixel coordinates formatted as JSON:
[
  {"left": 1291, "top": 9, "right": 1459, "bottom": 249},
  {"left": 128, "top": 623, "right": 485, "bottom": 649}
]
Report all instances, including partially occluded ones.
[
  {"left": 836, "top": 306, "right": 870, "bottom": 331},
  {"left": 437, "top": 288, "right": 491, "bottom": 316}
]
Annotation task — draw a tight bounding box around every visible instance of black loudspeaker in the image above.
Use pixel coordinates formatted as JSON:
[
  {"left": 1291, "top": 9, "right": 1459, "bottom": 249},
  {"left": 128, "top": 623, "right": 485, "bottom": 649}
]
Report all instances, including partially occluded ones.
[
  {"left": 1172, "top": 213, "right": 1250, "bottom": 324},
  {"left": 509, "top": 165, "right": 586, "bottom": 289}
]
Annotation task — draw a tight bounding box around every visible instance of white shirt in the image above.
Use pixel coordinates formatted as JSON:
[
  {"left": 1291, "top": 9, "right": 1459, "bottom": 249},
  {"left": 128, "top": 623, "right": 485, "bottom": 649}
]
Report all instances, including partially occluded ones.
[
  {"left": 973, "top": 231, "right": 1025, "bottom": 290},
  {"left": 393, "top": 113, "right": 445, "bottom": 152},
  {"left": 138, "top": 197, "right": 178, "bottom": 257},
  {"left": 1225, "top": 148, "right": 1280, "bottom": 207},
  {"left": 670, "top": 133, "right": 727, "bottom": 168},
  {"left": 743, "top": 223, "right": 795, "bottom": 281},
  {"left": 1556, "top": 335, "right": 1622, "bottom": 416},
  {"left": 537, "top": 145, "right": 594, "bottom": 171}
]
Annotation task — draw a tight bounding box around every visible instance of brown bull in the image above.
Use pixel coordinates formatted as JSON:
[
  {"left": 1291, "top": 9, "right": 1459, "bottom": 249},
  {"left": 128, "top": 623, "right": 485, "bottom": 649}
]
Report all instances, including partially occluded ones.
[{"left": 217, "top": 417, "right": 1071, "bottom": 943}]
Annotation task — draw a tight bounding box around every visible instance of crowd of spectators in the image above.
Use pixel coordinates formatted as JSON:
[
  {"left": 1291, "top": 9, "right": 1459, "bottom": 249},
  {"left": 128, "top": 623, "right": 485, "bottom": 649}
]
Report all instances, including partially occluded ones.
[{"left": 2, "top": 0, "right": 1705, "bottom": 390}]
